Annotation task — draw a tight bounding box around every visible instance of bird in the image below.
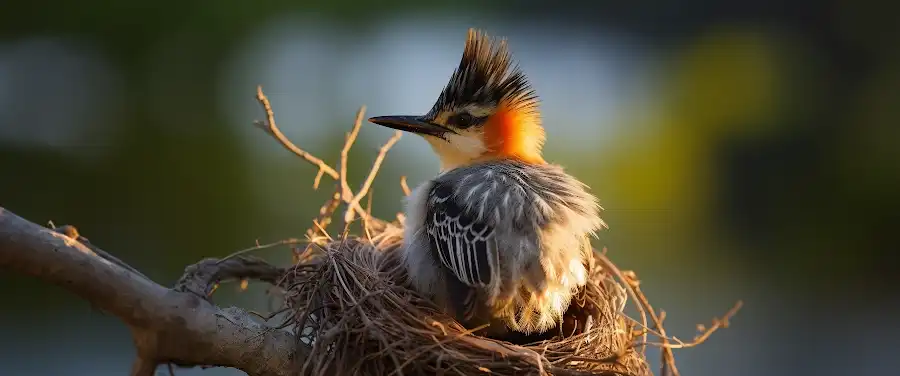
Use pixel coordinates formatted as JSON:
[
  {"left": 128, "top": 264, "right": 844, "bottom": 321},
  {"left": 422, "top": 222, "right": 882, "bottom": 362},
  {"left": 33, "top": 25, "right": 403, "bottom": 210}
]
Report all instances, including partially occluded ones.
[{"left": 368, "top": 28, "right": 605, "bottom": 342}]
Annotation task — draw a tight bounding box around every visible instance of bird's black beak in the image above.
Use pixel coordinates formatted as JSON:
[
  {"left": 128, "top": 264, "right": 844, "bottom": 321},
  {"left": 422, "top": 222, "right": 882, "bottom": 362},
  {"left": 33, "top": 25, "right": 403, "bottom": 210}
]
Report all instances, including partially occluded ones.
[{"left": 368, "top": 115, "right": 454, "bottom": 137}]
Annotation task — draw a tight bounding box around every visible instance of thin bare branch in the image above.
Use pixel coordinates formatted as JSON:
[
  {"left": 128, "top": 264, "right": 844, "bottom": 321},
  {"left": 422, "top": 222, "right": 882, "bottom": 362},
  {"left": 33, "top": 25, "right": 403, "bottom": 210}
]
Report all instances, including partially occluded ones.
[
  {"left": 344, "top": 130, "right": 403, "bottom": 224},
  {"left": 628, "top": 276, "right": 678, "bottom": 376},
  {"left": 400, "top": 176, "right": 411, "bottom": 196},
  {"left": 637, "top": 300, "right": 743, "bottom": 349},
  {"left": 217, "top": 238, "right": 305, "bottom": 264},
  {"left": 366, "top": 188, "right": 375, "bottom": 217},
  {"left": 361, "top": 187, "right": 375, "bottom": 241},
  {"left": 340, "top": 106, "right": 366, "bottom": 202},
  {"left": 313, "top": 168, "right": 326, "bottom": 190},
  {"left": 252, "top": 86, "right": 369, "bottom": 227},
  {"left": 306, "top": 187, "right": 342, "bottom": 240},
  {"left": 596, "top": 251, "right": 649, "bottom": 354},
  {"left": 334, "top": 106, "right": 377, "bottom": 227},
  {"left": 254, "top": 85, "right": 339, "bottom": 181}
]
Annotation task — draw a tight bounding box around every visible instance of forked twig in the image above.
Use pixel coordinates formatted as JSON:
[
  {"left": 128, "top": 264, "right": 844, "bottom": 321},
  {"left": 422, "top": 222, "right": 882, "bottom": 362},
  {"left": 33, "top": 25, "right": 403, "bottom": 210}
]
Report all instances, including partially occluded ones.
[
  {"left": 628, "top": 280, "right": 678, "bottom": 376},
  {"left": 253, "top": 85, "right": 339, "bottom": 182},
  {"left": 253, "top": 85, "right": 373, "bottom": 231},
  {"left": 596, "top": 251, "right": 649, "bottom": 354},
  {"left": 344, "top": 131, "right": 403, "bottom": 224},
  {"left": 636, "top": 300, "right": 743, "bottom": 349}
]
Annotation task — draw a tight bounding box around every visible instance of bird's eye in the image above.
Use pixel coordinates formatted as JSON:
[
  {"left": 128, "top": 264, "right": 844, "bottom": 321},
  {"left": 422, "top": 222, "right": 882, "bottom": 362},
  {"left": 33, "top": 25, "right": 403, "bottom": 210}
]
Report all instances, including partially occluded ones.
[{"left": 452, "top": 113, "right": 475, "bottom": 129}]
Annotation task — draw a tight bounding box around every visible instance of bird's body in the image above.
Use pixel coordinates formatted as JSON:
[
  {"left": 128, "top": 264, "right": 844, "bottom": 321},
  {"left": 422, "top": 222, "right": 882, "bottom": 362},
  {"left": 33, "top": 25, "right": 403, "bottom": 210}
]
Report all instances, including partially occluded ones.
[
  {"left": 369, "top": 29, "right": 605, "bottom": 339},
  {"left": 405, "top": 159, "right": 602, "bottom": 336}
]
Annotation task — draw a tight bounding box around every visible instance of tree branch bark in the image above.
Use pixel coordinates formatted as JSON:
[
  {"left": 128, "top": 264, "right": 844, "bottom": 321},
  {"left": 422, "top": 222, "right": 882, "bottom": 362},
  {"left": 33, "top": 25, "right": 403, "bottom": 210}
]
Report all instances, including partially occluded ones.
[{"left": 0, "top": 206, "right": 298, "bottom": 376}]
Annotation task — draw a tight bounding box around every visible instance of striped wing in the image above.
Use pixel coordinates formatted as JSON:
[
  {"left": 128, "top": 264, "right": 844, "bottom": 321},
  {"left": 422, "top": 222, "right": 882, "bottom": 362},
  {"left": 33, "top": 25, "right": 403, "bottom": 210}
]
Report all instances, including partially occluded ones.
[{"left": 426, "top": 182, "right": 495, "bottom": 293}]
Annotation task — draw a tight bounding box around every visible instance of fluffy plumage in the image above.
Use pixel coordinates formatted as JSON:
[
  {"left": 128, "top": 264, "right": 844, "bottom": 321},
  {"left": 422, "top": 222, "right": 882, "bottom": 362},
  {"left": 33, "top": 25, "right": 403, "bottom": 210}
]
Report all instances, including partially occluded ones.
[{"left": 404, "top": 160, "right": 605, "bottom": 335}]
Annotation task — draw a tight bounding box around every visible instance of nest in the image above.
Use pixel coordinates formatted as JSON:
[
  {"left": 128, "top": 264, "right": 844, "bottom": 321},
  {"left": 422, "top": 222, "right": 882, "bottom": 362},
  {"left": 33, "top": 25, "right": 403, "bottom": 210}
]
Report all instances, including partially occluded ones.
[
  {"left": 282, "top": 222, "right": 651, "bottom": 376},
  {"left": 244, "top": 86, "right": 739, "bottom": 376}
]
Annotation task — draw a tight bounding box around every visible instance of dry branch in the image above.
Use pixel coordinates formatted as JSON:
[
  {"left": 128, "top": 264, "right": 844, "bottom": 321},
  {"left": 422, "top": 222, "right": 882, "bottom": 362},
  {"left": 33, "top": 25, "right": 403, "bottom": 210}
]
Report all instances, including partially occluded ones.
[
  {"left": 400, "top": 176, "right": 411, "bottom": 196},
  {"left": 254, "top": 85, "right": 339, "bottom": 182},
  {"left": 343, "top": 130, "right": 403, "bottom": 224},
  {"left": 253, "top": 86, "right": 369, "bottom": 221},
  {"left": 339, "top": 106, "right": 365, "bottom": 204},
  {"left": 0, "top": 209, "right": 295, "bottom": 376}
]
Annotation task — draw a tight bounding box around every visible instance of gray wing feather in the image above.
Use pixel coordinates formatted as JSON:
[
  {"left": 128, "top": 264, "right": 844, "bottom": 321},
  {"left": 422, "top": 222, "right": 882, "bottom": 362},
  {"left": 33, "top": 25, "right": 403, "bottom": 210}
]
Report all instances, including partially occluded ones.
[{"left": 426, "top": 182, "right": 494, "bottom": 287}]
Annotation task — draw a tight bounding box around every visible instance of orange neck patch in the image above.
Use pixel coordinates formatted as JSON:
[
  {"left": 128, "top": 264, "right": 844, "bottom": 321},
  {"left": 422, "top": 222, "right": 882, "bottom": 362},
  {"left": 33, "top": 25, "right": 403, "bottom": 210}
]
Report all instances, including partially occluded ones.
[{"left": 483, "top": 105, "right": 545, "bottom": 164}]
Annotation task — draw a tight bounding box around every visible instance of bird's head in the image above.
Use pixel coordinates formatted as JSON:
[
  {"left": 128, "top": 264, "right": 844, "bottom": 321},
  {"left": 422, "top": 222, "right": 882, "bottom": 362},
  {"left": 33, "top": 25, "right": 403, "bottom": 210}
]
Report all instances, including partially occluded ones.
[{"left": 369, "top": 28, "right": 545, "bottom": 171}]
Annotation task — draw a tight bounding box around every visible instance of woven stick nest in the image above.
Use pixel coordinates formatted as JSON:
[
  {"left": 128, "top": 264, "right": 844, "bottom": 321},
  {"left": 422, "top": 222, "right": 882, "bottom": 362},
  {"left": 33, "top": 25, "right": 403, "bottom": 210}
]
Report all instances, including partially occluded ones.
[
  {"left": 283, "top": 223, "right": 650, "bottom": 376},
  {"left": 249, "top": 87, "right": 740, "bottom": 376}
]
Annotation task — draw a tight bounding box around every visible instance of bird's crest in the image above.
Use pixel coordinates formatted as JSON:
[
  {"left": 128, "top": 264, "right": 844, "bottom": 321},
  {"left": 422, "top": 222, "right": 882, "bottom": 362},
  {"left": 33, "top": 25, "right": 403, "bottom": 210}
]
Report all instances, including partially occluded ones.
[{"left": 426, "top": 29, "right": 539, "bottom": 119}]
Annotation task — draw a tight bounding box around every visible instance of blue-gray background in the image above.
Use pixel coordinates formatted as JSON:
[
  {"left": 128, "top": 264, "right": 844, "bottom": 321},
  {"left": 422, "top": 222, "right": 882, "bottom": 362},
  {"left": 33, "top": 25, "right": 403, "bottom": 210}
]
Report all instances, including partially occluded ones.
[{"left": 1, "top": 0, "right": 897, "bottom": 375}]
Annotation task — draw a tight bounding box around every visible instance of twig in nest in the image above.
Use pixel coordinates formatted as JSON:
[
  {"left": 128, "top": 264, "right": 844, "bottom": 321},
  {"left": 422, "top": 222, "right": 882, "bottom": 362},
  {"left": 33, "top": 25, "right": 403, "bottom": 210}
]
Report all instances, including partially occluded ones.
[
  {"left": 593, "top": 257, "right": 675, "bottom": 376},
  {"left": 366, "top": 189, "right": 374, "bottom": 218},
  {"left": 628, "top": 279, "right": 678, "bottom": 376},
  {"left": 218, "top": 238, "right": 305, "bottom": 264},
  {"left": 400, "top": 176, "right": 411, "bottom": 196},
  {"left": 614, "top": 272, "right": 743, "bottom": 376},
  {"left": 306, "top": 188, "right": 342, "bottom": 241},
  {"left": 340, "top": 107, "right": 366, "bottom": 202},
  {"left": 175, "top": 256, "right": 286, "bottom": 299},
  {"left": 252, "top": 85, "right": 369, "bottom": 221},
  {"left": 637, "top": 300, "right": 743, "bottom": 349},
  {"left": 359, "top": 187, "right": 376, "bottom": 242},
  {"left": 253, "top": 85, "right": 339, "bottom": 182},
  {"left": 344, "top": 130, "right": 403, "bottom": 225},
  {"left": 596, "top": 250, "right": 649, "bottom": 353},
  {"left": 313, "top": 169, "right": 326, "bottom": 190}
]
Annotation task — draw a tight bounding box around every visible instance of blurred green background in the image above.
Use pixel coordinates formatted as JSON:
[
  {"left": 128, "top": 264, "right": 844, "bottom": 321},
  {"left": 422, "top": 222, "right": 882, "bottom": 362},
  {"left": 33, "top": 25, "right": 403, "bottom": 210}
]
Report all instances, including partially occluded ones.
[{"left": 1, "top": 0, "right": 897, "bottom": 375}]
